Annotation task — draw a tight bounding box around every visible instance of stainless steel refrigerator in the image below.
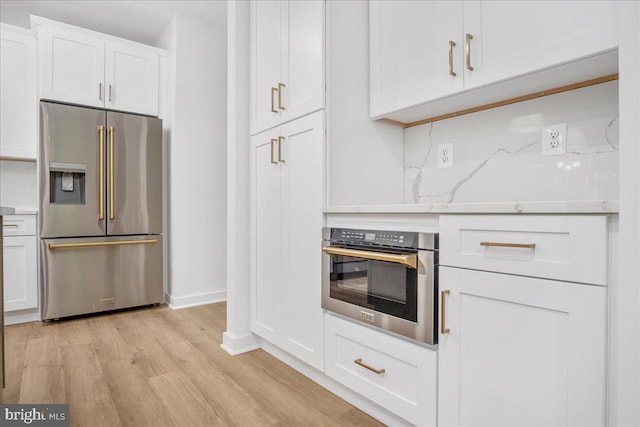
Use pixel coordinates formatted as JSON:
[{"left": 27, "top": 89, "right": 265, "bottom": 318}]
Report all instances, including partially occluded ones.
[{"left": 39, "top": 101, "right": 163, "bottom": 320}]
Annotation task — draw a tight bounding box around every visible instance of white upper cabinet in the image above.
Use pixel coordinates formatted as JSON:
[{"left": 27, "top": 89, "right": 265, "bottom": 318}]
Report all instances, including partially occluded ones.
[
  {"left": 462, "top": 1, "right": 618, "bottom": 89},
  {"left": 370, "top": 1, "right": 618, "bottom": 120},
  {"left": 36, "top": 18, "right": 161, "bottom": 116},
  {"left": 370, "top": 1, "right": 464, "bottom": 118},
  {"left": 1, "top": 24, "right": 37, "bottom": 159},
  {"left": 250, "top": 0, "right": 324, "bottom": 135}
]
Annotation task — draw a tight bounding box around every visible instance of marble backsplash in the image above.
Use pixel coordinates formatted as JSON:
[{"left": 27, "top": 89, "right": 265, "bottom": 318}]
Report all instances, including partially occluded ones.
[{"left": 404, "top": 81, "right": 619, "bottom": 204}]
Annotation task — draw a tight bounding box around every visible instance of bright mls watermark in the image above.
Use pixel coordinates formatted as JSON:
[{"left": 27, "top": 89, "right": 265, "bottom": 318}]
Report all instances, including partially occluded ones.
[{"left": 1, "top": 405, "right": 69, "bottom": 426}]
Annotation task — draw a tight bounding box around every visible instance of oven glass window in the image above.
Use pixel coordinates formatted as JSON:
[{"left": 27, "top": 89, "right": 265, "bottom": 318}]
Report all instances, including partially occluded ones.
[{"left": 329, "top": 251, "right": 418, "bottom": 322}]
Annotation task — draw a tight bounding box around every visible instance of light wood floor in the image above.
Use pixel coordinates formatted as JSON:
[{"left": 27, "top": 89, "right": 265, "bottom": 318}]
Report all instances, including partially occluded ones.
[{"left": 4, "top": 303, "right": 383, "bottom": 426}]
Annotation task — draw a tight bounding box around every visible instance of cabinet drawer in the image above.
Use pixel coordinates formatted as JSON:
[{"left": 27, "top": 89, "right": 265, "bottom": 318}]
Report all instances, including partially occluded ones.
[
  {"left": 324, "top": 314, "right": 436, "bottom": 426},
  {"left": 3, "top": 215, "right": 36, "bottom": 236},
  {"left": 440, "top": 215, "right": 607, "bottom": 285}
]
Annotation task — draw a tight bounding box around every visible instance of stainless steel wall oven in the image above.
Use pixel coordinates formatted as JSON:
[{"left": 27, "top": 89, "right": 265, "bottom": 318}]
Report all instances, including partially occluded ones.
[{"left": 322, "top": 227, "right": 439, "bottom": 345}]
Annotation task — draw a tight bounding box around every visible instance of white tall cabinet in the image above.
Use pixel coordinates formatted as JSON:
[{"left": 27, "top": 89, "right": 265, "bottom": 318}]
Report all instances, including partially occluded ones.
[
  {"left": 251, "top": 111, "right": 325, "bottom": 370},
  {"left": 0, "top": 24, "right": 37, "bottom": 160},
  {"left": 250, "top": 0, "right": 324, "bottom": 134}
]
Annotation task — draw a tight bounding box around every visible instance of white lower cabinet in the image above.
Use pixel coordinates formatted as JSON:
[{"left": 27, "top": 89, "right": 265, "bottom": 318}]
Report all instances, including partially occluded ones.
[
  {"left": 438, "top": 214, "right": 608, "bottom": 426},
  {"left": 325, "top": 313, "right": 437, "bottom": 426},
  {"left": 3, "top": 215, "right": 38, "bottom": 312},
  {"left": 251, "top": 111, "right": 325, "bottom": 370}
]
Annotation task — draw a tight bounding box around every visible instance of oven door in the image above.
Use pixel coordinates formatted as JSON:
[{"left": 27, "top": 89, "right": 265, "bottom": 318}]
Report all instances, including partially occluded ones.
[{"left": 322, "top": 241, "right": 436, "bottom": 344}]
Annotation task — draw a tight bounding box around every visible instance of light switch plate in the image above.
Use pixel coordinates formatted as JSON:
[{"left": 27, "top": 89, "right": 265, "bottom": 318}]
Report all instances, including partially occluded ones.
[
  {"left": 542, "top": 123, "right": 567, "bottom": 156},
  {"left": 437, "top": 143, "right": 453, "bottom": 168}
]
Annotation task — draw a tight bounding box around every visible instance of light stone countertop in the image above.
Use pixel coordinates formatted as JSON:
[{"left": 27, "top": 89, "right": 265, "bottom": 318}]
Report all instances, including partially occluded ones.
[
  {"left": 323, "top": 200, "right": 619, "bottom": 214},
  {"left": 0, "top": 207, "right": 16, "bottom": 216}
]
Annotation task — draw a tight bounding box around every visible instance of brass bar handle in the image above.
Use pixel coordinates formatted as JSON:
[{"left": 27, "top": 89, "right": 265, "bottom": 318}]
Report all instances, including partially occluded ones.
[
  {"left": 270, "top": 138, "right": 278, "bottom": 164},
  {"left": 271, "top": 87, "right": 278, "bottom": 113},
  {"left": 480, "top": 241, "right": 536, "bottom": 249},
  {"left": 323, "top": 246, "right": 417, "bottom": 269},
  {"left": 49, "top": 239, "right": 158, "bottom": 250},
  {"left": 448, "top": 41, "right": 457, "bottom": 77},
  {"left": 354, "top": 358, "right": 385, "bottom": 375},
  {"left": 278, "top": 82, "right": 285, "bottom": 110},
  {"left": 441, "top": 290, "right": 450, "bottom": 334},
  {"left": 465, "top": 34, "right": 474, "bottom": 71},
  {"left": 99, "top": 82, "right": 103, "bottom": 101},
  {"left": 109, "top": 84, "right": 113, "bottom": 102},
  {"left": 98, "top": 125, "right": 105, "bottom": 220},
  {"left": 109, "top": 126, "right": 115, "bottom": 220},
  {"left": 3, "top": 224, "right": 18, "bottom": 228},
  {"left": 278, "top": 136, "right": 285, "bottom": 163}
]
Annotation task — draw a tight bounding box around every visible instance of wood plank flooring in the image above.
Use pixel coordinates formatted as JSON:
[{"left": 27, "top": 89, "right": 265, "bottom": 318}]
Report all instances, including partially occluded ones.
[{"left": 3, "top": 303, "right": 384, "bottom": 426}]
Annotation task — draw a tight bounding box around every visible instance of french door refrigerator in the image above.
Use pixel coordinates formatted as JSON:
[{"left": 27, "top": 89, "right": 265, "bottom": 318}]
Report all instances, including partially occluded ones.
[{"left": 39, "top": 101, "right": 163, "bottom": 320}]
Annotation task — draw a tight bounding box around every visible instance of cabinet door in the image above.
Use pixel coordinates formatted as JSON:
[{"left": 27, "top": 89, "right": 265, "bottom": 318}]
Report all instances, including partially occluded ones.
[
  {"left": 105, "top": 41, "right": 159, "bottom": 116},
  {"left": 0, "top": 27, "right": 37, "bottom": 159},
  {"left": 462, "top": 1, "right": 618, "bottom": 89},
  {"left": 370, "top": 1, "right": 464, "bottom": 118},
  {"left": 38, "top": 26, "right": 105, "bottom": 108},
  {"left": 438, "top": 267, "right": 606, "bottom": 427},
  {"left": 279, "top": 111, "right": 324, "bottom": 370},
  {"left": 250, "top": 1, "right": 283, "bottom": 134},
  {"left": 3, "top": 236, "right": 37, "bottom": 312},
  {"left": 280, "top": 0, "right": 324, "bottom": 124},
  {"left": 251, "top": 133, "right": 283, "bottom": 344}
]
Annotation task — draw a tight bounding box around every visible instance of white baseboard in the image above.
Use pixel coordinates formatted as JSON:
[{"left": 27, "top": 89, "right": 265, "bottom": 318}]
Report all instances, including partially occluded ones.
[
  {"left": 221, "top": 331, "right": 260, "bottom": 355},
  {"left": 165, "top": 290, "right": 227, "bottom": 309},
  {"left": 5, "top": 308, "right": 40, "bottom": 326},
  {"left": 257, "top": 337, "right": 412, "bottom": 427}
]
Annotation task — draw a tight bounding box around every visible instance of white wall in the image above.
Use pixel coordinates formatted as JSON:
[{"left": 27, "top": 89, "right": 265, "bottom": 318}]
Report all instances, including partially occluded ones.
[
  {"left": 327, "top": 1, "right": 404, "bottom": 206},
  {"left": 0, "top": 160, "right": 37, "bottom": 210},
  {"left": 157, "top": 14, "right": 228, "bottom": 308}
]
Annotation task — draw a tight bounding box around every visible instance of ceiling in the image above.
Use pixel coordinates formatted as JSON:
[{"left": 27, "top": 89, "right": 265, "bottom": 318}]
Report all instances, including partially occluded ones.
[{"left": 0, "top": 0, "right": 227, "bottom": 45}]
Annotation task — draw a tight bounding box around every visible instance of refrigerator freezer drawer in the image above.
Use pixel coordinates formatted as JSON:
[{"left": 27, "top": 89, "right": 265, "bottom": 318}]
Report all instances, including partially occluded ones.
[{"left": 41, "top": 235, "right": 163, "bottom": 320}]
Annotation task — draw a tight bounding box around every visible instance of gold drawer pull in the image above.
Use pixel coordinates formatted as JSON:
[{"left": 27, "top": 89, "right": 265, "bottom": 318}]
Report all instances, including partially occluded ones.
[
  {"left": 49, "top": 239, "right": 158, "bottom": 250},
  {"left": 3, "top": 224, "right": 18, "bottom": 228},
  {"left": 480, "top": 241, "right": 536, "bottom": 249},
  {"left": 354, "top": 358, "right": 385, "bottom": 375}
]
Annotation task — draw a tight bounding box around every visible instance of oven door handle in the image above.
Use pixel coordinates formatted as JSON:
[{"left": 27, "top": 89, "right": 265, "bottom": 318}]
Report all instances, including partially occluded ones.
[{"left": 322, "top": 246, "right": 418, "bottom": 269}]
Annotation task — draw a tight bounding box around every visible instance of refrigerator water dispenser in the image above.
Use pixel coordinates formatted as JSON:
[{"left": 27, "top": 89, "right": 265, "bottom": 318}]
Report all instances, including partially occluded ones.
[{"left": 49, "top": 162, "right": 86, "bottom": 204}]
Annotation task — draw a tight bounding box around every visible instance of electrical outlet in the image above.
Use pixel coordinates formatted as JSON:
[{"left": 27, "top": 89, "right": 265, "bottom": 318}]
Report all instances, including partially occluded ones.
[
  {"left": 542, "top": 123, "right": 567, "bottom": 156},
  {"left": 437, "top": 143, "right": 453, "bottom": 168}
]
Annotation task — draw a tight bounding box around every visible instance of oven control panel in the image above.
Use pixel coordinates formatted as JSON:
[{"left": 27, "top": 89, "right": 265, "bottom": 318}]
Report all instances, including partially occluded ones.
[{"left": 331, "top": 228, "right": 417, "bottom": 248}]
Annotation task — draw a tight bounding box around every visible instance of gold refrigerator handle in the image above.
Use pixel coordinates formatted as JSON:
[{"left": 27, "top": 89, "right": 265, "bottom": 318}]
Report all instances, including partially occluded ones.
[
  {"left": 465, "top": 33, "right": 474, "bottom": 71},
  {"left": 109, "top": 126, "right": 115, "bottom": 220},
  {"left": 322, "top": 246, "right": 418, "bottom": 270},
  {"left": 99, "top": 125, "right": 105, "bottom": 220},
  {"left": 441, "top": 290, "right": 450, "bottom": 334},
  {"left": 49, "top": 239, "right": 158, "bottom": 250}
]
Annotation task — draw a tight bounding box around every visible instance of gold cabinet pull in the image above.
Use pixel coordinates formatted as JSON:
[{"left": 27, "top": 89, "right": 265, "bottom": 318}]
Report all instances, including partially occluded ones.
[
  {"left": 323, "top": 246, "right": 417, "bottom": 269},
  {"left": 448, "top": 41, "right": 457, "bottom": 77},
  {"left": 109, "top": 126, "right": 115, "bottom": 220},
  {"left": 99, "top": 82, "right": 103, "bottom": 100},
  {"left": 465, "top": 33, "right": 474, "bottom": 71},
  {"left": 49, "top": 239, "right": 158, "bottom": 250},
  {"left": 480, "top": 241, "right": 536, "bottom": 249},
  {"left": 277, "top": 82, "right": 285, "bottom": 110},
  {"left": 277, "top": 136, "right": 285, "bottom": 163},
  {"left": 109, "top": 84, "right": 113, "bottom": 102},
  {"left": 98, "top": 125, "right": 105, "bottom": 220},
  {"left": 354, "top": 358, "right": 385, "bottom": 375},
  {"left": 3, "top": 224, "right": 18, "bottom": 228},
  {"left": 271, "top": 87, "right": 278, "bottom": 113},
  {"left": 270, "top": 138, "right": 278, "bottom": 164},
  {"left": 441, "top": 290, "right": 450, "bottom": 334}
]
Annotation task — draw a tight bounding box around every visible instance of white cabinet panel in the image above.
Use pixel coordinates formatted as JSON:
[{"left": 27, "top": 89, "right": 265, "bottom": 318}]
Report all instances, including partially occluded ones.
[
  {"left": 106, "top": 41, "right": 159, "bottom": 116},
  {"left": 462, "top": 1, "right": 618, "bottom": 89},
  {"left": 3, "top": 235, "right": 37, "bottom": 312},
  {"left": 2, "top": 215, "right": 37, "bottom": 237},
  {"left": 0, "top": 26, "right": 37, "bottom": 159},
  {"left": 251, "top": 112, "right": 325, "bottom": 370},
  {"left": 438, "top": 267, "right": 606, "bottom": 427},
  {"left": 39, "top": 25, "right": 105, "bottom": 108},
  {"left": 370, "top": 1, "right": 464, "bottom": 117}
]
